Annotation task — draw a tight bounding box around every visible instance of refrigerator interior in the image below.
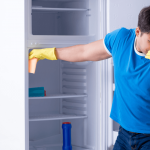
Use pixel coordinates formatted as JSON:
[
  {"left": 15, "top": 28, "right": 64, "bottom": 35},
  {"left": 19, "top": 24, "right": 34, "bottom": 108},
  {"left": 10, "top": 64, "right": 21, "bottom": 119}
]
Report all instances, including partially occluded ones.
[{"left": 28, "top": 55, "right": 101, "bottom": 150}]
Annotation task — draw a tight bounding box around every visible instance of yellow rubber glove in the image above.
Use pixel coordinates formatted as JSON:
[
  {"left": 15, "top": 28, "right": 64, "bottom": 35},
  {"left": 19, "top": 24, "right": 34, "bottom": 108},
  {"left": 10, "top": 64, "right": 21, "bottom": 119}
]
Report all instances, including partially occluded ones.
[
  {"left": 29, "top": 47, "right": 57, "bottom": 61},
  {"left": 145, "top": 50, "right": 150, "bottom": 59}
]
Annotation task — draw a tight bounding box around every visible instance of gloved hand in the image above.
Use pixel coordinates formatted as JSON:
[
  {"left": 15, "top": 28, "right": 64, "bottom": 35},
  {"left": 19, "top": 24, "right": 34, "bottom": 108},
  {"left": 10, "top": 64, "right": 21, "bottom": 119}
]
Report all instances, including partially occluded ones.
[
  {"left": 29, "top": 47, "right": 57, "bottom": 61},
  {"left": 145, "top": 50, "right": 150, "bottom": 59}
]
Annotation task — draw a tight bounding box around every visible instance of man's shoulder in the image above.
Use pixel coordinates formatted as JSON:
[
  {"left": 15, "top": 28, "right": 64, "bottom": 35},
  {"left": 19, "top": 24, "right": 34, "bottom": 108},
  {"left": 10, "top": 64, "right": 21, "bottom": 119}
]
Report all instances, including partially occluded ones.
[{"left": 117, "top": 27, "right": 135, "bottom": 38}]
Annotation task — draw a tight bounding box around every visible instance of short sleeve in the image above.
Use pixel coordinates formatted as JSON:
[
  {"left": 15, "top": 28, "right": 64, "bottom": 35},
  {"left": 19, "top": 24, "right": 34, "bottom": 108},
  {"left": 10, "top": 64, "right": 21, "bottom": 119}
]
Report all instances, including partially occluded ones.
[{"left": 104, "top": 28, "right": 121, "bottom": 56}]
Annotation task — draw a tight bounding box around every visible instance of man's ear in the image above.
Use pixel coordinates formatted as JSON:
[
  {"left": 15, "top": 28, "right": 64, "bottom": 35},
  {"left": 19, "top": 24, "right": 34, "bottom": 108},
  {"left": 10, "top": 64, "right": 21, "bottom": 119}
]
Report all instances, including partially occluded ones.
[{"left": 135, "top": 27, "right": 141, "bottom": 37}]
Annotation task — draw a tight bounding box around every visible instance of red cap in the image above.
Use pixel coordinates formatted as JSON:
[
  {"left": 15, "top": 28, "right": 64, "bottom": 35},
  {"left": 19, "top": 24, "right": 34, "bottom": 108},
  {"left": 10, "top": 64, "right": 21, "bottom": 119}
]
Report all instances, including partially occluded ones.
[{"left": 63, "top": 122, "right": 71, "bottom": 124}]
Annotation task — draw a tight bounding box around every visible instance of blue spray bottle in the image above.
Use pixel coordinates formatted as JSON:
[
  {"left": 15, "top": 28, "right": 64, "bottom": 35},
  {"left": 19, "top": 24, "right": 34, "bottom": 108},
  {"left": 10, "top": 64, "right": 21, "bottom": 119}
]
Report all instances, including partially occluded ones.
[{"left": 62, "top": 122, "right": 72, "bottom": 150}]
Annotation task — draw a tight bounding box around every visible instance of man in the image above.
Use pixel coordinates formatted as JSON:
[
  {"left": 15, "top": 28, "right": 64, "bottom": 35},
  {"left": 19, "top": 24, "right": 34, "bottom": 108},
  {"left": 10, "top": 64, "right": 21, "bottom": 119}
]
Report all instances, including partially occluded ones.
[{"left": 29, "top": 6, "right": 150, "bottom": 150}]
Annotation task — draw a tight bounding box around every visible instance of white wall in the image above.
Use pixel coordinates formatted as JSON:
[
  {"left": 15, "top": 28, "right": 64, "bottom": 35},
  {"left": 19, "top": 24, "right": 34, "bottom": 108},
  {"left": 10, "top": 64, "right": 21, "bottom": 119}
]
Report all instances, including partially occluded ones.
[
  {"left": 0, "top": 0, "right": 25, "bottom": 150},
  {"left": 108, "top": 0, "right": 150, "bottom": 32}
]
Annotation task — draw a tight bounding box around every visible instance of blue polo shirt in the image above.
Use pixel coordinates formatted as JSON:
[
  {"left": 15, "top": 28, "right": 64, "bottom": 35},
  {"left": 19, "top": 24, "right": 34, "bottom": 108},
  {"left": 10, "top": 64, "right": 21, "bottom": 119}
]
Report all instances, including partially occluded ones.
[{"left": 104, "top": 27, "right": 150, "bottom": 133}]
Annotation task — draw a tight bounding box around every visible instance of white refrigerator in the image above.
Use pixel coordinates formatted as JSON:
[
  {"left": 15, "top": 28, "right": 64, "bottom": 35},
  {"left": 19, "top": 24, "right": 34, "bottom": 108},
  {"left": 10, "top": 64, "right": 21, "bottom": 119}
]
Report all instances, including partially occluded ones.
[{"left": 0, "top": 0, "right": 149, "bottom": 150}]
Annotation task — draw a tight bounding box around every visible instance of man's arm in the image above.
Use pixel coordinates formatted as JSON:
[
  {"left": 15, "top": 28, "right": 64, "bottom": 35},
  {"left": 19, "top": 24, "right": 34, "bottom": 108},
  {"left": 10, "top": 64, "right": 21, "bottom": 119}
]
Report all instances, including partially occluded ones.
[
  {"left": 55, "top": 39, "right": 112, "bottom": 62},
  {"left": 83, "top": 39, "right": 112, "bottom": 61}
]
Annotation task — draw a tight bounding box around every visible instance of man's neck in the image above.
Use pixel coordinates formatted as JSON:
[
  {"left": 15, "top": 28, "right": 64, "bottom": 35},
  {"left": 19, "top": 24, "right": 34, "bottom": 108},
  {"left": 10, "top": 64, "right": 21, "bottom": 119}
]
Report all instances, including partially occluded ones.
[{"left": 135, "top": 38, "right": 142, "bottom": 53}]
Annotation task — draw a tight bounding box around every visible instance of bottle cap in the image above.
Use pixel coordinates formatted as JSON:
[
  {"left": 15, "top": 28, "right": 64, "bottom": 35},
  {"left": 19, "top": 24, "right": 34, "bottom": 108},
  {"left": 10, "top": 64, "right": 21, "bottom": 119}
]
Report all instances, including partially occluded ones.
[{"left": 63, "top": 122, "right": 71, "bottom": 124}]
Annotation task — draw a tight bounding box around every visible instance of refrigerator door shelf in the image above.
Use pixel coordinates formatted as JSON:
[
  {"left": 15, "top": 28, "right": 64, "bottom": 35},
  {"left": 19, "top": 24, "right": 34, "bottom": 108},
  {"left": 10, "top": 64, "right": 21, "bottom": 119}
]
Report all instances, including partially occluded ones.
[{"left": 29, "top": 114, "right": 87, "bottom": 121}]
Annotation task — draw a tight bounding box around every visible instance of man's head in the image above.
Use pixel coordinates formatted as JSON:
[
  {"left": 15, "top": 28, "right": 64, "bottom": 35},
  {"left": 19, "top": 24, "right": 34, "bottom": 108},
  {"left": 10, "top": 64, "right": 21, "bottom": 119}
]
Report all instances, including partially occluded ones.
[{"left": 136, "top": 6, "right": 150, "bottom": 55}]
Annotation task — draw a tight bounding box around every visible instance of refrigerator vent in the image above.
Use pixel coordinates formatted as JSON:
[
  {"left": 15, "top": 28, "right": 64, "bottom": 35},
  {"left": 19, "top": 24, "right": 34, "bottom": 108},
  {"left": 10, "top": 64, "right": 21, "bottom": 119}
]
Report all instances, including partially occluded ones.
[
  {"left": 61, "top": 63, "right": 88, "bottom": 116},
  {"left": 62, "top": 68, "right": 87, "bottom": 94}
]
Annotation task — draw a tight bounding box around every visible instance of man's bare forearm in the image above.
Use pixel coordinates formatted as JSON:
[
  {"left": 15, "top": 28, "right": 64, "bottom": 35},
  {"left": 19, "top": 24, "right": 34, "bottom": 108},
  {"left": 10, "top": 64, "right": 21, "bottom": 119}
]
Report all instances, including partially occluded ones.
[
  {"left": 55, "top": 39, "right": 111, "bottom": 62},
  {"left": 55, "top": 44, "right": 85, "bottom": 62}
]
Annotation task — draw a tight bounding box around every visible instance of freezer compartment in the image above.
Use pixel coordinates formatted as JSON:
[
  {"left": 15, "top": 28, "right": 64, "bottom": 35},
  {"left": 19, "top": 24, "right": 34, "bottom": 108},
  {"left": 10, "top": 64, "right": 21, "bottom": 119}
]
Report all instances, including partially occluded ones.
[{"left": 32, "top": 0, "right": 90, "bottom": 35}]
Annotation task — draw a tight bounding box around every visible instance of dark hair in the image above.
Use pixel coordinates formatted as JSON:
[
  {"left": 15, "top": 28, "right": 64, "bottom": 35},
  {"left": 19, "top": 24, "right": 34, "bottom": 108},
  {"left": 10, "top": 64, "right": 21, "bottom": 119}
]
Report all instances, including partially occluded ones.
[{"left": 138, "top": 6, "right": 150, "bottom": 35}]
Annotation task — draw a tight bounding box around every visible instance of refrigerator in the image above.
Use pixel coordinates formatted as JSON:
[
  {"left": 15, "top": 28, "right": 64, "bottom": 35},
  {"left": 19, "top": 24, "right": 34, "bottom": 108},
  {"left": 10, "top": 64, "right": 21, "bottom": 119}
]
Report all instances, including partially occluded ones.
[{"left": 0, "top": 0, "right": 149, "bottom": 150}]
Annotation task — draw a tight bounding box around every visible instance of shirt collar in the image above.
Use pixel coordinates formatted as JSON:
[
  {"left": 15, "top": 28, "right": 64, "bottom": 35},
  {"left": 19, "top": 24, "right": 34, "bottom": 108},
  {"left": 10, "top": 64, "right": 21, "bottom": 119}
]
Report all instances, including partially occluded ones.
[{"left": 134, "top": 36, "right": 146, "bottom": 57}]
